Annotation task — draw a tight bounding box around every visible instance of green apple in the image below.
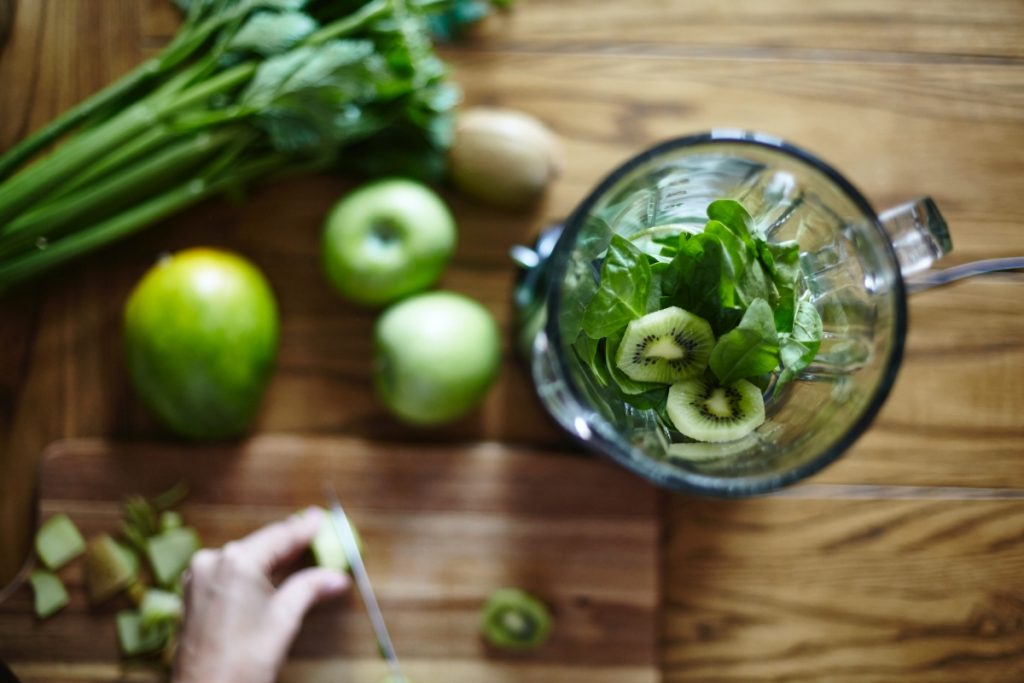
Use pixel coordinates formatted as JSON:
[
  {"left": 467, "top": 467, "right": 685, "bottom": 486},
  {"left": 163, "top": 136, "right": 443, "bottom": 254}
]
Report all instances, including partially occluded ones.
[
  {"left": 322, "top": 178, "right": 457, "bottom": 307},
  {"left": 374, "top": 291, "right": 501, "bottom": 425},
  {"left": 123, "top": 248, "right": 279, "bottom": 440}
]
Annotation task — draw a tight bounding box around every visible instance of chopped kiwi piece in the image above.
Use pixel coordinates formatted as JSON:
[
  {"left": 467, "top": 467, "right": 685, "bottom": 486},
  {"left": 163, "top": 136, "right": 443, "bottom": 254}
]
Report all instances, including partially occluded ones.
[
  {"left": 666, "top": 435, "right": 758, "bottom": 462},
  {"left": 30, "top": 569, "right": 69, "bottom": 619},
  {"left": 616, "top": 307, "right": 715, "bottom": 384},
  {"left": 35, "top": 514, "right": 86, "bottom": 570},
  {"left": 311, "top": 509, "right": 361, "bottom": 572},
  {"left": 140, "top": 588, "right": 183, "bottom": 629},
  {"left": 146, "top": 527, "right": 200, "bottom": 587},
  {"left": 666, "top": 376, "right": 765, "bottom": 443},
  {"left": 159, "top": 511, "right": 183, "bottom": 532},
  {"left": 116, "top": 609, "right": 169, "bottom": 657},
  {"left": 85, "top": 535, "right": 140, "bottom": 604},
  {"left": 480, "top": 588, "right": 553, "bottom": 650}
]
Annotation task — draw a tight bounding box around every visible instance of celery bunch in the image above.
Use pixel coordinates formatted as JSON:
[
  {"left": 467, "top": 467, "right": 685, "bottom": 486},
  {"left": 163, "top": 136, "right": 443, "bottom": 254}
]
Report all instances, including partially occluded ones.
[{"left": 0, "top": 0, "right": 465, "bottom": 289}]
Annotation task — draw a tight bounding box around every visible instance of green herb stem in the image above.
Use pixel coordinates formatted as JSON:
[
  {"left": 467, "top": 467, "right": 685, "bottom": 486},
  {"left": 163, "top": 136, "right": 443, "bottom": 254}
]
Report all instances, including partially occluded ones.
[
  {"left": 0, "top": 9, "right": 230, "bottom": 184},
  {"left": 306, "top": 0, "right": 392, "bottom": 45},
  {"left": 0, "top": 63, "right": 255, "bottom": 226},
  {"left": 0, "top": 60, "right": 162, "bottom": 184},
  {"left": 0, "top": 130, "right": 237, "bottom": 260},
  {"left": 51, "top": 127, "right": 175, "bottom": 199},
  {"left": 0, "top": 155, "right": 286, "bottom": 290}
]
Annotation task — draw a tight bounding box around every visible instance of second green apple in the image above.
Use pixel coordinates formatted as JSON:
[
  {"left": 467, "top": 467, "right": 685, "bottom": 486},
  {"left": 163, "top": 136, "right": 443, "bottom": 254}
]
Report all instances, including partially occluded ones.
[{"left": 322, "top": 178, "right": 456, "bottom": 307}]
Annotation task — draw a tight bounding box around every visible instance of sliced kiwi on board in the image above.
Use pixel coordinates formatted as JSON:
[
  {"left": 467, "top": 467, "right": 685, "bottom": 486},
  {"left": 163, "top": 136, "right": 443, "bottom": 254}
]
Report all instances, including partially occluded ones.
[
  {"left": 667, "top": 375, "right": 765, "bottom": 443},
  {"left": 615, "top": 307, "right": 714, "bottom": 383},
  {"left": 480, "top": 588, "right": 553, "bottom": 650}
]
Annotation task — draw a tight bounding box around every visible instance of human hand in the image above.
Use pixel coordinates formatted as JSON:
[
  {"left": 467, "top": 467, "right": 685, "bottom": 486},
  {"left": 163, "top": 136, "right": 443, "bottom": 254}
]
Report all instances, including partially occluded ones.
[{"left": 172, "top": 507, "right": 350, "bottom": 683}]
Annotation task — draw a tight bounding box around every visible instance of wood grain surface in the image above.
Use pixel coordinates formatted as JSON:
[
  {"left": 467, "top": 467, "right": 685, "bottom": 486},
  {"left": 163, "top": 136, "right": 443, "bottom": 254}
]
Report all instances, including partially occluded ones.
[
  {"left": 1, "top": 0, "right": 1023, "bottom": 681},
  {"left": 1, "top": 437, "right": 659, "bottom": 682}
]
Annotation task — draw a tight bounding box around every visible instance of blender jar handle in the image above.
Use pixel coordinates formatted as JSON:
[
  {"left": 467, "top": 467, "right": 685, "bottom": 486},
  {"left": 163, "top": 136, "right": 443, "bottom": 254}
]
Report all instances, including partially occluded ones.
[{"left": 880, "top": 196, "right": 1024, "bottom": 293}]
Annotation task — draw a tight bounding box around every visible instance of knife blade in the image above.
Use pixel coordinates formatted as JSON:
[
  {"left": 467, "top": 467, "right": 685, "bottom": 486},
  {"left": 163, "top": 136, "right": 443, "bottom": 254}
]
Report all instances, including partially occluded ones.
[{"left": 324, "top": 485, "right": 406, "bottom": 682}]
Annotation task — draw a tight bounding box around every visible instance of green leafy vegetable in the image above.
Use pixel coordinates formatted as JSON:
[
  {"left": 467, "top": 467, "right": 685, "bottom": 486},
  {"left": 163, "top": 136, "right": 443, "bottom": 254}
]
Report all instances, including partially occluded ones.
[
  {"left": 228, "top": 11, "right": 319, "bottom": 56},
  {"left": 704, "top": 219, "right": 748, "bottom": 282},
  {"left": 572, "top": 197, "right": 824, "bottom": 445},
  {"left": 706, "top": 198, "right": 756, "bottom": 249},
  {"left": 581, "top": 235, "right": 651, "bottom": 339},
  {"left": 0, "top": 0, "right": 468, "bottom": 290},
  {"left": 709, "top": 298, "right": 780, "bottom": 385},
  {"left": 775, "top": 291, "right": 823, "bottom": 391},
  {"left": 662, "top": 233, "right": 740, "bottom": 337}
]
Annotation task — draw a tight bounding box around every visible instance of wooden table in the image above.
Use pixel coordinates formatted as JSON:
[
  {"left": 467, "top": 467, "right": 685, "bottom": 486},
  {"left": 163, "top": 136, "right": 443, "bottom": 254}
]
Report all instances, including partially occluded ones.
[{"left": 2, "top": 1, "right": 1024, "bottom": 680}]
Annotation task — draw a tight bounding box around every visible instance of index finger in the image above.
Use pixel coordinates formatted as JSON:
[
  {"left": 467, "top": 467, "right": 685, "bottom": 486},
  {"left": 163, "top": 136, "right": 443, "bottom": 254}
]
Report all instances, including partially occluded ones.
[{"left": 233, "top": 507, "right": 324, "bottom": 573}]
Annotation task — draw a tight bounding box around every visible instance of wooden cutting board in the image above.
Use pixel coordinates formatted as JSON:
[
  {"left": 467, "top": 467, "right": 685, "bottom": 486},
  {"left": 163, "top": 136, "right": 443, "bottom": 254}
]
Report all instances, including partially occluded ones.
[{"left": 0, "top": 436, "right": 660, "bottom": 683}]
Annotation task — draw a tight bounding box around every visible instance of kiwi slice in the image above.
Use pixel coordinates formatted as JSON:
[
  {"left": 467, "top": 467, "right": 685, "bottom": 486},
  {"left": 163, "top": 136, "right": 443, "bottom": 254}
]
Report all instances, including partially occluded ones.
[
  {"left": 480, "top": 588, "right": 553, "bottom": 650},
  {"left": 615, "top": 307, "right": 714, "bottom": 383},
  {"left": 666, "top": 376, "right": 765, "bottom": 443}
]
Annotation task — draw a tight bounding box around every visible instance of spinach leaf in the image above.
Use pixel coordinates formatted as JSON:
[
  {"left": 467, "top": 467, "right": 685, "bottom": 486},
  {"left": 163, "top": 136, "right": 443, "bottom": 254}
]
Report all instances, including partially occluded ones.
[
  {"left": 704, "top": 220, "right": 748, "bottom": 282},
  {"left": 775, "top": 291, "right": 823, "bottom": 390},
  {"left": 581, "top": 235, "right": 650, "bottom": 339},
  {"left": 736, "top": 257, "right": 779, "bottom": 309},
  {"left": 662, "top": 233, "right": 739, "bottom": 336},
  {"left": 792, "top": 290, "right": 823, "bottom": 348},
  {"left": 773, "top": 285, "right": 796, "bottom": 334},
  {"left": 760, "top": 240, "right": 801, "bottom": 288},
  {"left": 622, "top": 385, "right": 670, "bottom": 411},
  {"left": 647, "top": 261, "right": 666, "bottom": 313},
  {"left": 709, "top": 298, "right": 780, "bottom": 385},
  {"left": 707, "top": 199, "right": 756, "bottom": 250},
  {"left": 573, "top": 331, "right": 601, "bottom": 369}
]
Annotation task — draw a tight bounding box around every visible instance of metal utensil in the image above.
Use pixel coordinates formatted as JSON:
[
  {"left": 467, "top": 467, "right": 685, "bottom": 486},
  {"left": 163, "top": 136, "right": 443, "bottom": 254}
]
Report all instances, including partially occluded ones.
[{"left": 324, "top": 485, "right": 406, "bottom": 683}]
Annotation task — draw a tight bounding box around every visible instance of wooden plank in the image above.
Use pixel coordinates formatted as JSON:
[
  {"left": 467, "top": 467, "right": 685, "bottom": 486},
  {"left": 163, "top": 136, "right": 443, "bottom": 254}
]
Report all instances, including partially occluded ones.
[
  {"left": 132, "top": 0, "right": 1024, "bottom": 59},
  {"left": 817, "top": 277, "right": 1024, "bottom": 487},
  {"left": 462, "top": 0, "right": 1024, "bottom": 59},
  {"left": 663, "top": 497, "right": 1024, "bottom": 682},
  {"left": 1, "top": 437, "right": 659, "bottom": 680}
]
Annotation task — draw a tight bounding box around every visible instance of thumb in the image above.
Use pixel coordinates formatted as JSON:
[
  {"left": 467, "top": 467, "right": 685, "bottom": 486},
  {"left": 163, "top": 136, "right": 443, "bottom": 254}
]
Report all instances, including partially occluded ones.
[{"left": 271, "top": 568, "right": 351, "bottom": 644}]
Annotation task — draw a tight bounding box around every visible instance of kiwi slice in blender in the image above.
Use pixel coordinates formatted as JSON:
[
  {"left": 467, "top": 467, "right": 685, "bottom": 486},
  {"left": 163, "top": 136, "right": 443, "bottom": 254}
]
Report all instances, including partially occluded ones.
[
  {"left": 666, "top": 375, "right": 765, "bottom": 443},
  {"left": 616, "top": 307, "right": 714, "bottom": 383},
  {"left": 480, "top": 588, "right": 553, "bottom": 650}
]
